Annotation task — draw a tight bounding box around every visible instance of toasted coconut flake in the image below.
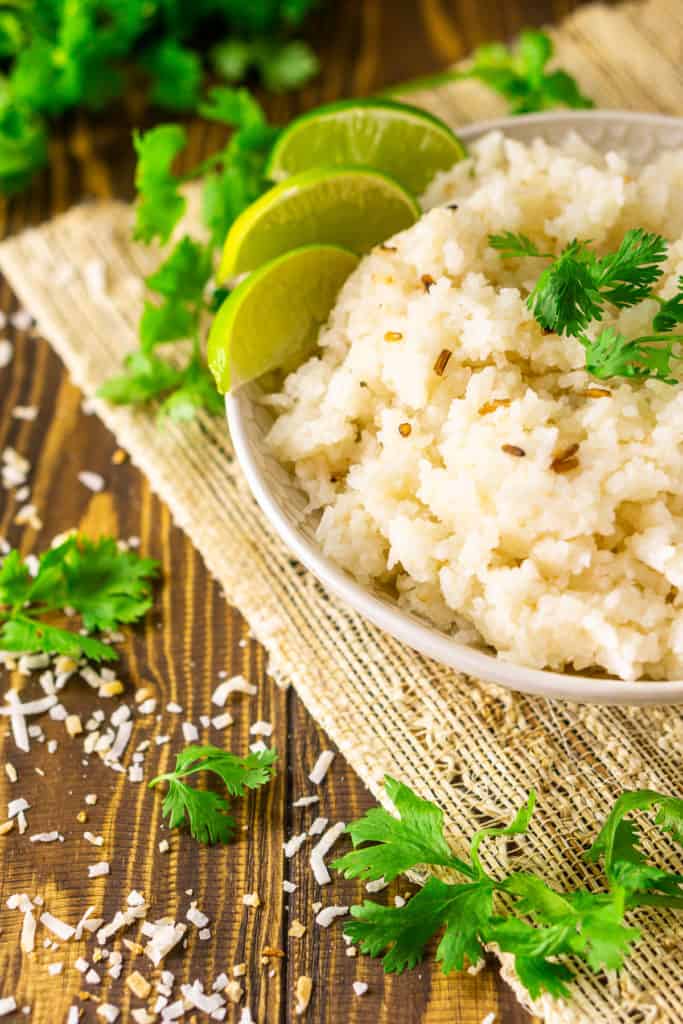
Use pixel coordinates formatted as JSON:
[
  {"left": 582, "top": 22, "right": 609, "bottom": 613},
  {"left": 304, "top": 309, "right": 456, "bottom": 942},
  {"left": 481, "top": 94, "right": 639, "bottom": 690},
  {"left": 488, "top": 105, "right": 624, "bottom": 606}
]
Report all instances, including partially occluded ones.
[
  {"left": 294, "top": 976, "right": 313, "bottom": 1016},
  {"left": 242, "top": 892, "right": 260, "bottom": 908},
  {"left": 288, "top": 920, "right": 306, "bottom": 938}
]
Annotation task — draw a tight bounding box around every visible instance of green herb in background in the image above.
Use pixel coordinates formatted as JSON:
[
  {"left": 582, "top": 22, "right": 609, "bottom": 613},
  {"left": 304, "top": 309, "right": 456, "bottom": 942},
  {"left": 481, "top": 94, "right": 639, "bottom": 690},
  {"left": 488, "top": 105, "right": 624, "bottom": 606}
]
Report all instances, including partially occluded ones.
[
  {"left": 0, "top": 535, "right": 159, "bottom": 661},
  {"left": 150, "top": 744, "right": 277, "bottom": 843},
  {"left": 0, "top": 0, "right": 319, "bottom": 195},
  {"left": 389, "top": 30, "right": 592, "bottom": 115},
  {"left": 490, "top": 229, "right": 683, "bottom": 383},
  {"left": 464, "top": 29, "right": 593, "bottom": 113},
  {"left": 333, "top": 777, "right": 683, "bottom": 999},
  {"left": 98, "top": 87, "right": 279, "bottom": 420}
]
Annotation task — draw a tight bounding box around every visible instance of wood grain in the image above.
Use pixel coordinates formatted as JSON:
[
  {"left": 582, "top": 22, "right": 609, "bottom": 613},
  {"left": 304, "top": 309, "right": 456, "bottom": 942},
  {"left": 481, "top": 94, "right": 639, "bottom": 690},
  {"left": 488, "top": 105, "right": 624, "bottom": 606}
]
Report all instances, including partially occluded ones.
[{"left": 0, "top": 2, "right": 611, "bottom": 1021}]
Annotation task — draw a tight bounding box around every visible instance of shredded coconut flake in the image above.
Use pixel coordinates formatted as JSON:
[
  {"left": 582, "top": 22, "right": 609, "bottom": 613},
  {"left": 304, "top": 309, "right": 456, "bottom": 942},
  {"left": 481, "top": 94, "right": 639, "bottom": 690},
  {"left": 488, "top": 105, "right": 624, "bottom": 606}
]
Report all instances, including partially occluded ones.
[
  {"left": 315, "top": 905, "right": 349, "bottom": 928},
  {"left": 308, "top": 750, "right": 335, "bottom": 785},
  {"left": 310, "top": 821, "right": 345, "bottom": 885}
]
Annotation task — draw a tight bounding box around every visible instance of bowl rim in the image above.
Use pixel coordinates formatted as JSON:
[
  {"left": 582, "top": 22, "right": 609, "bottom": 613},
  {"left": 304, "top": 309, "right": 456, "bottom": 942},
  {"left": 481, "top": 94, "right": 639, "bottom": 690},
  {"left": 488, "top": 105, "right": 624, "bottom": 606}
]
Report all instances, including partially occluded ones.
[{"left": 227, "top": 108, "right": 683, "bottom": 706}]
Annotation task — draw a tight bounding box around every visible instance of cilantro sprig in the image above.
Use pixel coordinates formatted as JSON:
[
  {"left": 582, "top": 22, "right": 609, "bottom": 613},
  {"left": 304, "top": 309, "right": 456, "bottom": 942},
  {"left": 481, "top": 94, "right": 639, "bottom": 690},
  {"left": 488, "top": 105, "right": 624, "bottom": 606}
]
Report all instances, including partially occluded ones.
[
  {"left": 0, "top": 535, "right": 158, "bottom": 662},
  {"left": 464, "top": 30, "right": 593, "bottom": 114},
  {"left": 150, "top": 744, "right": 277, "bottom": 843},
  {"left": 333, "top": 777, "right": 683, "bottom": 1000},
  {"left": 490, "top": 229, "right": 683, "bottom": 383},
  {"left": 0, "top": 1, "right": 318, "bottom": 196},
  {"left": 391, "top": 30, "right": 591, "bottom": 115},
  {"left": 99, "top": 87, "right": 279, "bottom": 420}
]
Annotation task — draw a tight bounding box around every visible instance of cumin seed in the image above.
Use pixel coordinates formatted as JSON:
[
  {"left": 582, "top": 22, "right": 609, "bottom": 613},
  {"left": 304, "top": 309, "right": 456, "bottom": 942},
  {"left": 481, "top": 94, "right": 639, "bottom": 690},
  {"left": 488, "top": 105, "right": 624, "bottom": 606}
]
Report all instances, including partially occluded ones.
[
  {"left": 551, "top": 457, "right": 580, "bottom": 474},
  {"left": 398, "top": 422, "right": 412, "bottom": 437},
  {"left": 421, "top": 274, "right": 436, "bottom": 292},
  {"left": 502, "top": 444, "right": 525, "bottom": 457},
  {"left": 551, "top": 443, "right": 580, "bottom": 473},
  {"left": 380, "top": 244, "right": 397, "bottom": 252},
  {"left": 584, "top": 387, "right": 611, "bottom": 399},
  {"left": 433, "top": 349, "right": 452, "bottom": 376},
  {"left": 384, "top": 331, "right": 403, "bottom": 342}
]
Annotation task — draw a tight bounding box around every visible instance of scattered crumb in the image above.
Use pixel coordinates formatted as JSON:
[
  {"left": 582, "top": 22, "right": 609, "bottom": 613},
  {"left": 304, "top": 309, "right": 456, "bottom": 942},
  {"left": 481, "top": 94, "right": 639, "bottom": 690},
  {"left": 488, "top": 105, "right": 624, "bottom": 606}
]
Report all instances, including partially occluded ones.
[
  {"left": 288, "top": 920, "right": 306, "bottom": 939},
  {"left": 353, "top": 981, "right": 368, "bottom": 997},
  {"left": 126, "top": 971, "right": 151, "bottom": 999},
  {"left": 242, "top": 893, "right": 260, "bottom": 909}
]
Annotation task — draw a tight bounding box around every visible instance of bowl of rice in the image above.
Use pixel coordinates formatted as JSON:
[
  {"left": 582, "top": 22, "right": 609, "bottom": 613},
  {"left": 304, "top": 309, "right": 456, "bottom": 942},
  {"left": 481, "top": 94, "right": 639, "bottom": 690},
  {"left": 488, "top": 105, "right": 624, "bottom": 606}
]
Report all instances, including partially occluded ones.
[{"left": 228, "top": 110, "right": 683, "bottom": 705}]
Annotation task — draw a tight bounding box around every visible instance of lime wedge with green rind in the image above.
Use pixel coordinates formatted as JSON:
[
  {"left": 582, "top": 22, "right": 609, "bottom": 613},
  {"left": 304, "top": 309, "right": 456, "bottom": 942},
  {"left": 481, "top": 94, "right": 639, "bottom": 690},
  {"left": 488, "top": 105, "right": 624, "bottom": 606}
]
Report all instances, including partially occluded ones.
[
  {"left": 266, "top": 98, "right": 466, "bottom": 196},
  {"left": 218, "top": 166, "right": 419, "bottom": 281},
  {"left": 208, "top": 244, "right": 358, "bottom": 394}
]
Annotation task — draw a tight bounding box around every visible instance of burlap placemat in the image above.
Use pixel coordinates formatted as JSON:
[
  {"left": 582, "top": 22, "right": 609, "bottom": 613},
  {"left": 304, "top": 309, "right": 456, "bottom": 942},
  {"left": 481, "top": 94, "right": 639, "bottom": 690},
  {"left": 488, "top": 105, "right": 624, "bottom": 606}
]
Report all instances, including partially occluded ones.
[{"left": 1, "top": 1, "right": 682, "bottom": 1019}]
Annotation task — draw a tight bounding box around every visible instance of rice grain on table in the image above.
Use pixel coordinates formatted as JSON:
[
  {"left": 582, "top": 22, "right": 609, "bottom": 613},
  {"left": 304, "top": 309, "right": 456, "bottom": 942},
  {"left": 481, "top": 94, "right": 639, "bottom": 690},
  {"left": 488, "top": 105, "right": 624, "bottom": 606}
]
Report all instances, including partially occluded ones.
[{"left": 266, "top": 131, "right": 683, "bottom": 682}]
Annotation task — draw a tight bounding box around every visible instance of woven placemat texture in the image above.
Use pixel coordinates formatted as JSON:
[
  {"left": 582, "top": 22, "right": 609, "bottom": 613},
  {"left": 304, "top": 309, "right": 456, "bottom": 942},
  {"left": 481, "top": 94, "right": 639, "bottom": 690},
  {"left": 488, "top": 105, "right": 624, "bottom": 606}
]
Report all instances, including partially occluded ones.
[{"left": 1, "top": 1, "right": 682, "bottom": 1020}]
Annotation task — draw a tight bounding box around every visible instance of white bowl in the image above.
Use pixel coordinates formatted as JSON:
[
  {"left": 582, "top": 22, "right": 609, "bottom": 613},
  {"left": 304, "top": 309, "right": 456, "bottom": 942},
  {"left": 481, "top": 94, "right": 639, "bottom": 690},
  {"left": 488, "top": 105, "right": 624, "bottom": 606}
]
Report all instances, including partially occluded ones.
[{"left": 227, "top": 110, "right": 683, "bottom": 706}]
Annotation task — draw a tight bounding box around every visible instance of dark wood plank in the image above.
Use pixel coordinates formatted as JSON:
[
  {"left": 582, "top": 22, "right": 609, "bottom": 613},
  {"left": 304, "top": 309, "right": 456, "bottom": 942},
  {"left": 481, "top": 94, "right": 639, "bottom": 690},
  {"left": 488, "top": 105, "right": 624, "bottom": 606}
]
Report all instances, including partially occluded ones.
[{"left": 0, "top": 1, "right": 610, "bottom": 1021}]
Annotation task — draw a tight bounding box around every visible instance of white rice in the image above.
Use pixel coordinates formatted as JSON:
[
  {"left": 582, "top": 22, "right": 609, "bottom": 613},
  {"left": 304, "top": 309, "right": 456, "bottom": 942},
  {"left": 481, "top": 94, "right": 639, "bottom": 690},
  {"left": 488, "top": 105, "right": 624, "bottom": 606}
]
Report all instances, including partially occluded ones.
[{"left": 265, "top": 131, "right": 683, "bottom": 682}]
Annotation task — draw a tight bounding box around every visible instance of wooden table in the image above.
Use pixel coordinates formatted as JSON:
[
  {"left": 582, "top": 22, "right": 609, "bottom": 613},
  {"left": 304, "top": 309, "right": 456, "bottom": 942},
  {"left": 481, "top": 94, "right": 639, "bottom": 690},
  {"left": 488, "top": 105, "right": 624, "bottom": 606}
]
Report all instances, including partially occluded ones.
[{"left": 0, "top": 2, "right": 601, "bottom": 1020}]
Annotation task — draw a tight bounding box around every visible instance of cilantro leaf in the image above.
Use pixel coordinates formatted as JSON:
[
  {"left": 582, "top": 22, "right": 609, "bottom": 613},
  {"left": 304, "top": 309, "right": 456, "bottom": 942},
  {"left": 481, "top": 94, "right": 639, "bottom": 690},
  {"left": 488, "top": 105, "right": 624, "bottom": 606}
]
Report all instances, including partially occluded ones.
[
  {"left": 58, "top": 536, "right": 159, "bottom": 632},
  {"left": 528, "top": 241, "right": 602, "bottom": 335},
  {"left": 145, "top": 237, "right": 212, "bottom": 303},
  {"left": 98, "top": 351, "right": 184, "bottom": 406},
  {"left": 198, "top": 86, "right": 267, "bottom": 128},
  {"left": 0, "top": 535, "right": 158, "bottom": 661},
  {"left": 513, "top": 956, "right": 574, "bottom": 1000},
  {"left": 0, "top": 99, "right": 47, "bottom": 194},
  {"left": 652, "top": 278, "right": 683, "bottom": 332},
  {"left": 489, "top": 232, "right": 550, "bottom": 259},
  {"left": 139, "top": 300, "right": 195, "bottom": 349},
  {"left": 0, "top": 615, "right": 116, "bottom": 662},
  {"left": 580, "top": 327, "right": 680, "bottom": 384},
  {"left": 345, "top": 877, "right": 490, "bottom": 973},
  {"left": 133, "top": 124, "right": 187, "bottom": 245},
  {"left": 594, "top": 229, "right": 667, "bottom": 307},
  {"left": 212, "top": 37, "right": 319, "bottom": 94},
  {"left": 159, "top": 779, "right": 236, "bottom": 845},
  {"left": 586, "top": 789, "right": 683, "bottom": 890},
  {"left": 333, "top": 775, "right": 475, "bottom": 883},
  {"left": 158, "top": 359, "right": 225, "bottom": 421},
  {"left": 150, "top": 745, "right": 277, "bottom": 844},
  {"left": 172, "top": 745, "right": 278, "bottom": 794},
  {"left": 141, "top": 39, "right": 203, "bottom": 111}
]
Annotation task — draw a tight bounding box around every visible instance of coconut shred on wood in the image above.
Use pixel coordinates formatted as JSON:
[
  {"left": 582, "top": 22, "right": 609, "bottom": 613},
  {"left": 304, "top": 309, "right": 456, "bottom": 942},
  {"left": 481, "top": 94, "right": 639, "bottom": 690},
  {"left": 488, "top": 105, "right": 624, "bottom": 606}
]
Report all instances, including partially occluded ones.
[
  {"left": 265, "top": 130, "right": 683, "bottom": 682},
  {"left": 0, "top": 552, "right": 355, "bottom": 1018}
]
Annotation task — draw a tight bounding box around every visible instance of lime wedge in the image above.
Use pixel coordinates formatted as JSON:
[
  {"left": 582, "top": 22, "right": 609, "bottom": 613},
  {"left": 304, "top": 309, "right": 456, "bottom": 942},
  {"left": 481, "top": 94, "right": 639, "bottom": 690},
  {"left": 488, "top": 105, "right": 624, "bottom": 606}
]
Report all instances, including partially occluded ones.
[
  {"left": 218, "top": 166, "right": 419, "bottom": 281},
  {"left": 266, "top": 98, "right": 466, "bottom": 196},
  {"left": 208, "top": 244, "right": 358, "bottom": 393}
]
